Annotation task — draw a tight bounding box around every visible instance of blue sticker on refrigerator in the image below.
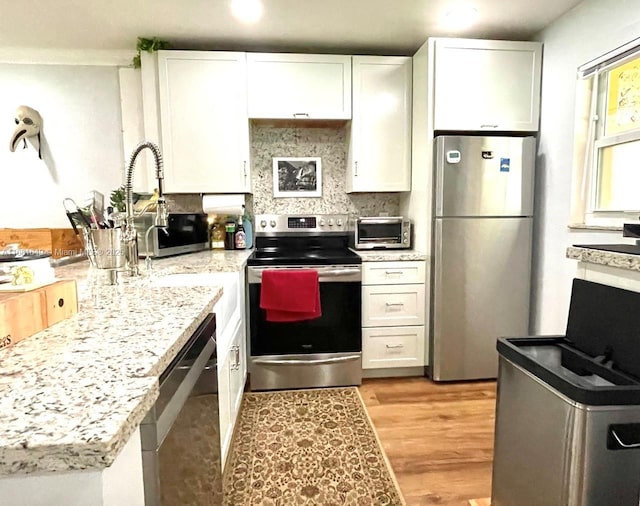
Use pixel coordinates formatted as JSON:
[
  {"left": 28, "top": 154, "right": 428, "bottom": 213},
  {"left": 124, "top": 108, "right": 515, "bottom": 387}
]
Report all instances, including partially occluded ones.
[{"left": 500, "top": 158, "right": 511, "bottom": 172}]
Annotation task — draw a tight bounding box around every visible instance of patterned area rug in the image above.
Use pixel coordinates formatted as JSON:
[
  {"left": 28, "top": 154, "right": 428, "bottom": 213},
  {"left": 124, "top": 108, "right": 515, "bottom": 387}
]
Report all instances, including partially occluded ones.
[{"left": 223, "top": 387, "right": 406, "bottom": 505}]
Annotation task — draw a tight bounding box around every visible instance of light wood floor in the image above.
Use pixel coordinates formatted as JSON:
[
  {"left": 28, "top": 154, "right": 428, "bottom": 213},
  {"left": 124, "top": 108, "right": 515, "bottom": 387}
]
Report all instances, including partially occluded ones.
[{"left": 360, "top": 377, "right": 496, "bottom": 506}]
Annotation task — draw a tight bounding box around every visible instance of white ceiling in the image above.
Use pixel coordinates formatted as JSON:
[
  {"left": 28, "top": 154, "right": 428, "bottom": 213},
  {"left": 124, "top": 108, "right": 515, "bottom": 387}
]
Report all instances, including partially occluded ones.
[{"left": 1, "top": 0, "right": 584, "bottom": 55}]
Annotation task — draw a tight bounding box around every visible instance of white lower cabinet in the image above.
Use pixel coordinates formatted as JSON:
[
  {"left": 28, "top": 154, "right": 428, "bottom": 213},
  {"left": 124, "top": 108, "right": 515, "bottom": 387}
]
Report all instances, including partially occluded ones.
[
  {"left": 362, "top": 326, "right": 425, "bottom": 369},
  {"left": 362, "top": 261, "right": 427, "bottom": 371},
  {"left": 219, "top": 316, "right": 246, "bottom": 468}
]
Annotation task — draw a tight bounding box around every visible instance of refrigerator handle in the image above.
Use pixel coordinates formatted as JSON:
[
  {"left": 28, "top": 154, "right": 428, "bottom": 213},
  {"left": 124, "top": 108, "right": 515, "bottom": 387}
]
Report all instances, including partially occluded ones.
[
  {"left": 432, "top": 219, "right": 444, "bottom": 377},
  {"left": 434, "top": 136, "right": 445, "bottom": 217}
]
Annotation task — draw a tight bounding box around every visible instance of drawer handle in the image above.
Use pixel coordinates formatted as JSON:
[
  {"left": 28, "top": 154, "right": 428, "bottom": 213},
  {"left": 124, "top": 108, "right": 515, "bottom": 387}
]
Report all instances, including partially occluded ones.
[
  {"left": 385, "top": 271, "right": 403, "bottom": 275},
  {"left": 386, "top": 344, "right": 405, "bottom": 349},
  {"left": 385, "top": 302, "right": 404, "bottom": 307},
  {"left": 293, "top": 112, "right": 309, "bottom": 118},
  {"left": 480, "top": 124, "right": 499, "bottom": 129}
]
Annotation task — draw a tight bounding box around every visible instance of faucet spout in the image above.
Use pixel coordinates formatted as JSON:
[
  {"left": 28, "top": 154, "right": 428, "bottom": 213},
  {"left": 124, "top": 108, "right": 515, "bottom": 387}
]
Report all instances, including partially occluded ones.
[{"left": 123, "top": 141, "right": 168, "bottom": 276}]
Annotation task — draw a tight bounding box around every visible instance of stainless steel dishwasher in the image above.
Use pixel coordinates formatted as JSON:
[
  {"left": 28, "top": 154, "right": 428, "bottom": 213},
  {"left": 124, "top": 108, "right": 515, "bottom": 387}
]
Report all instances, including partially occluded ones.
[{"left": 141, "top": 313, "right": 222, "bottom": 506}]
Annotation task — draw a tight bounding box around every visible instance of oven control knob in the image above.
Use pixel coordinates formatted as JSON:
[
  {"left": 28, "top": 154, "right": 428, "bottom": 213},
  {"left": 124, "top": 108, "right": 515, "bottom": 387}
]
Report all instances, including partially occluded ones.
[
  {"left": 260, "top": 220, "right": 267, "bottom": 228},
  {"left": 270, "top": 220, "right": 276, "bottom": 228},
  {"left": 319, "top": 219, "right": 325, "bottom": 226},
  {"left": 403, "top": 238, "right": 409, "bottom": 243},
  {"left": 403, "top": 231, "right": 408, "bottom": 237},
  {"left": 336, "top": 219, "right": 343, "bottom": 227},
  {"left": 328, "top": 219, "right": 334, "bottom": 226}
]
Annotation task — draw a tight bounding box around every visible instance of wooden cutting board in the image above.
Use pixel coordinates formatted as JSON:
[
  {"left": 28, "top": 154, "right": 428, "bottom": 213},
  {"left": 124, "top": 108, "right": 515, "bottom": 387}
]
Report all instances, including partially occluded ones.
[{"left": 0, "top": 279, "right": 78, "bottom": 349}]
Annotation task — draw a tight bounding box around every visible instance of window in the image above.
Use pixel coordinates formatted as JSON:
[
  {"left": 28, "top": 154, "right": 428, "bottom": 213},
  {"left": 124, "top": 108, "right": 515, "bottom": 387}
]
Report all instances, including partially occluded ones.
[{"left": 572, "top": 39, "right": 640, "bottom": 226}]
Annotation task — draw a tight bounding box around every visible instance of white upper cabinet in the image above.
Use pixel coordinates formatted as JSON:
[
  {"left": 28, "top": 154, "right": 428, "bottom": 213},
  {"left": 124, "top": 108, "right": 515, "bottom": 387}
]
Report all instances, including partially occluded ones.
[
  {"left": 246, "top": 53, "right": 352, "bottom": 119},
  {"left": 157, "top": 51, "right": 251, "bottom": 193},
  {"left": 347, "top": 56, "right": 412, "bottom": 192},
  {"left": 433, "top": 39, "right": 542, "bottom": 132}
]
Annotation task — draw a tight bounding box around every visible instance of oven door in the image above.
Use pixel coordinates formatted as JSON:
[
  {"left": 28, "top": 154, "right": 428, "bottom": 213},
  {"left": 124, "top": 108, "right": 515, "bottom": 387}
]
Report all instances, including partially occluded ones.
[{"left": 247, "top": 265, "right": 362, "bottom": 390}]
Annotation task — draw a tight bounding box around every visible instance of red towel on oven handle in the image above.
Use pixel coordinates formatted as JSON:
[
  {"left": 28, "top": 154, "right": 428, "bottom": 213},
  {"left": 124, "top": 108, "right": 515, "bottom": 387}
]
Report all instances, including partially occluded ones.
[{"left": 259, "top": 269, "right": 322, "bottom": 322}]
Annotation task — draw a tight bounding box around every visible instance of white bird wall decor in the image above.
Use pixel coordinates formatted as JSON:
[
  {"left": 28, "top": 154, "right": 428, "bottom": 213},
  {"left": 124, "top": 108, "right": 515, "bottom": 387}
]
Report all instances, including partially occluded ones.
[{"left": 9, "top": 105, "right": 42, "bottom": 159}]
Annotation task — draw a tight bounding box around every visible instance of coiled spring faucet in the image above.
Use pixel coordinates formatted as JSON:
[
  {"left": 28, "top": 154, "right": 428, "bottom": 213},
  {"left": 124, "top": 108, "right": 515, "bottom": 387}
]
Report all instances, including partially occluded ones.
[{"left": 123, "top": 141, "right": 168, "bottom": 276}]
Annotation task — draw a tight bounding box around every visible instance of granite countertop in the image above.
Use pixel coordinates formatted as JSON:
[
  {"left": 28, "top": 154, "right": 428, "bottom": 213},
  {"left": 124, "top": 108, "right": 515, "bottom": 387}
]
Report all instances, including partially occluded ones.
[
  {"left": 0, "top": 249, "right": 252, "bottom": 476},
  {"left": 353, "top": 249, "right": 427, "bottom": 262},
  {"left": 567, "top": 246, "right": 640, "bottom": 272}
]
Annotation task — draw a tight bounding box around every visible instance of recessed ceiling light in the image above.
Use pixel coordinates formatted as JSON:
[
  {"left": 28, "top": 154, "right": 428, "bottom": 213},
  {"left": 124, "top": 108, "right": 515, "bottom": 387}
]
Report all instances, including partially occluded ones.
[
  {"left": 443, "top": 4, "right": 479, "bottom": 30},
  {"left": 230, "top": 0, "right": 263, "bottom": 24}
]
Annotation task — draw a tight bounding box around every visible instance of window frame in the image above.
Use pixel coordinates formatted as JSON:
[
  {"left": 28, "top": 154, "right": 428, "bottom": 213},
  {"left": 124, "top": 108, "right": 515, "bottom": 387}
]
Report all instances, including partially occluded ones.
[{"left": 574, "top": 37, "right": 640, "bottom": 227}]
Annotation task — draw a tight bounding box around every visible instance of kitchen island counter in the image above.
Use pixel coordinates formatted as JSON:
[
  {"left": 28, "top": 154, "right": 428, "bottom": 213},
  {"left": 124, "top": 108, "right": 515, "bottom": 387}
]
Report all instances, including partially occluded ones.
[{"left": 0, "top": 249, "right": 251, "bottom": 477}]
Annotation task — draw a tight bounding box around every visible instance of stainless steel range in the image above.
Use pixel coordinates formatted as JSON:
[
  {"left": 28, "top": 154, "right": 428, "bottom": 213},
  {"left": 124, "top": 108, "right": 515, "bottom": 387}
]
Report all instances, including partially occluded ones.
[{"left": 247, "top": 214, "right": 362, "bottom": 391}]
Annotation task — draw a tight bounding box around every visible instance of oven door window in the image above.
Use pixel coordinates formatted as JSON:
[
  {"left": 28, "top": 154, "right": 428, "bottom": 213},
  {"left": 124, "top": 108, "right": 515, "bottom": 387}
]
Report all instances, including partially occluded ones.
[
  {"left": 358, "top": 222, "right": 401, "bottom": 243},
  {"left": 249, "top": 281, "right": 361, "bottom": 355}
]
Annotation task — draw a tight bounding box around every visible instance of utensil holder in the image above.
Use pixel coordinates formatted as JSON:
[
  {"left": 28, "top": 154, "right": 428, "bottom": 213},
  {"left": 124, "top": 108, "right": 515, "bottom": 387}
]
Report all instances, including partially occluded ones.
[{"left": 83, "top": 228, "right": 125, "bottom": 270}]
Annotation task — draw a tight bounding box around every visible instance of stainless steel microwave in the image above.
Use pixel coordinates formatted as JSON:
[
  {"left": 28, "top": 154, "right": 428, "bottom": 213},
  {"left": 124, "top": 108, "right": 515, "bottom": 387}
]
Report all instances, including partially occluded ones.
[
  {"left": 352, "top": 216, "right": 411, "bottom": 250},
  {"left": 135, "top": 213, "right": 209, "bottom": 258}
]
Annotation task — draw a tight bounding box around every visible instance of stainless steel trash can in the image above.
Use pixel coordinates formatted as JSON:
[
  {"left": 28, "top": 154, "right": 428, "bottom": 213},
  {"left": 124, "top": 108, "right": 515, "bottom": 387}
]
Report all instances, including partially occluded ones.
[{"left": 492, "top": 279, "right": 640, "bottom": 506}]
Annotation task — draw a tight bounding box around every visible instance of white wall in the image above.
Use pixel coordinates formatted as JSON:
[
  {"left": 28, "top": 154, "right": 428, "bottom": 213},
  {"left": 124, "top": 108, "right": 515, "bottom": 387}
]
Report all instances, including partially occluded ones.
[
  {"left": 532, "top": 0, "right": 640, "bottom": 334},
  {"left": 0, "top": 63, "right": 124, "bottom": 228}
]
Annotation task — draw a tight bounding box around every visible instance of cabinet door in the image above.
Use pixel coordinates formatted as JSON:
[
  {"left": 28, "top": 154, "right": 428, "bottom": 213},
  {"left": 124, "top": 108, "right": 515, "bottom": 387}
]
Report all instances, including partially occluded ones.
[
  {"left": 229, "top": 319, "right": 246, "bottom": 422},
  {"left": 157, "top": 51, "right": 251, "bottom": 193},
  {"left": 433, "top": 39, "right": 542, "bottom": 132},
  {"left": 247, "top": 53, "right": 351, "bottom": 119},
  {"left": 348, "top": 56, "right": 412, "bottom": 192},
  {"left": 217, "top": 350, "right": 232, "bottom": 468}
]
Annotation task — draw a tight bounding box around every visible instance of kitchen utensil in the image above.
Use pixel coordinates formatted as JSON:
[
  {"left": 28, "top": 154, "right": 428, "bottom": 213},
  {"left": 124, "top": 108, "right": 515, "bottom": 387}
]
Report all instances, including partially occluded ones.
[
  {"left": 63, "top": 198, "right": 92, "bottom": 235},
  {"left": 84, "top": 190, "right": 107, "bottom": 228}
]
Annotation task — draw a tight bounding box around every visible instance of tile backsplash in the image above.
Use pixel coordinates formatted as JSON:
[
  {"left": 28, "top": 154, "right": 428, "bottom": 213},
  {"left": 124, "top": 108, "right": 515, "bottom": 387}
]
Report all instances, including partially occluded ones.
[
  {"left": 164, "top": 124, "right": 401, "bottom": 218},
  {"left": 249, "top": 125, "right": 400, "bottom": 216}
]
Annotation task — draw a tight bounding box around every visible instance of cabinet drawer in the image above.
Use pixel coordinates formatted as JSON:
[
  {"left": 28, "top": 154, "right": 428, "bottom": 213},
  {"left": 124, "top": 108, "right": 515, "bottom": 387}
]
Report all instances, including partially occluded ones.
[
  {"left": 362, "top": 261, "right": 425, "bottom": 285},
  {"left": 363, "top": 326, "right": 425, "bottom": 369},
  {"left": 362, "top": 285, "right": 425, "bottom": 327}
]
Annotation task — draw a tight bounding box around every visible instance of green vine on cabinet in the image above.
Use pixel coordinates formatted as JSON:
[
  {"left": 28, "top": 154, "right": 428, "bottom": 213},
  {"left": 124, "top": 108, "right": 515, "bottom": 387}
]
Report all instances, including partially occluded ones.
[{"left": 132, "top": 37, "right": 170, "bottom": 68}]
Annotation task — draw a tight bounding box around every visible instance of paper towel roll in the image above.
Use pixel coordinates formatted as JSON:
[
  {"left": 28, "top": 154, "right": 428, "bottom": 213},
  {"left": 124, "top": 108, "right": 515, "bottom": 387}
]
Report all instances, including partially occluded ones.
[{"left": 202, "top": 194, "right": 245, "bottom": 217}]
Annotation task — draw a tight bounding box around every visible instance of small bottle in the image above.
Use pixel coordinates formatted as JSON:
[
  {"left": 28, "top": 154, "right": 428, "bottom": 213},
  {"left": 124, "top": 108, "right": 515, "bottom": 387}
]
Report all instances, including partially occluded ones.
[
  {"left": 224, "top": 221, "right": 236, "bottom": 250},
  {"left": 235, "top": 218, "right": 246, "bottom": 249}
]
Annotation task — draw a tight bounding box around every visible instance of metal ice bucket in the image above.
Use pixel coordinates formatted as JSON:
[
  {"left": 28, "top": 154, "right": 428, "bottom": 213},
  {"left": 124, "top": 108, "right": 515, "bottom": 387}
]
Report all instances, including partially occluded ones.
[{"left": 83, "top": 228, "right": 126, "bottom": 270}]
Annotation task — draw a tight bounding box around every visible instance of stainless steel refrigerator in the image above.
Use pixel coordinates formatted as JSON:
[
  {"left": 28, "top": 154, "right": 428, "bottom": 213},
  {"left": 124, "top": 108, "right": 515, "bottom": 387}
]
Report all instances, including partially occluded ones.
[{"left": 430, "top": 135, "right": 535, "bottom": 381}]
